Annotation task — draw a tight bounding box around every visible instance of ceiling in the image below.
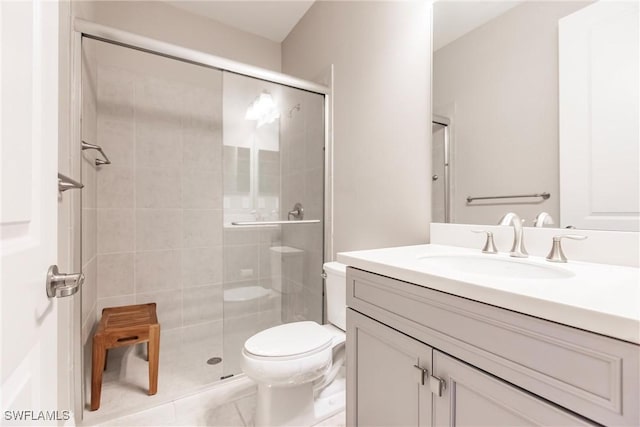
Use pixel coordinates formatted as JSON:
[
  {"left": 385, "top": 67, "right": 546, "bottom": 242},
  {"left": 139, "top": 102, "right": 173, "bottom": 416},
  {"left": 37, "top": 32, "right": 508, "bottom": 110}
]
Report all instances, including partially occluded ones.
[
  {"left": 433, "top": 1, "right": 524, "bottom": 51},
  {"left": 166, "top": 1, "right": 315, "bottom": 43}
]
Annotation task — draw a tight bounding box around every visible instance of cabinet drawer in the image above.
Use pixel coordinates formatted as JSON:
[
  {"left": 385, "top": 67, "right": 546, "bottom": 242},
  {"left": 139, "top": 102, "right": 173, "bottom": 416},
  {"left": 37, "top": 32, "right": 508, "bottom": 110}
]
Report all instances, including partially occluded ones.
[{"left": 347, "top": 267, "right": 639, "bottom": 426}]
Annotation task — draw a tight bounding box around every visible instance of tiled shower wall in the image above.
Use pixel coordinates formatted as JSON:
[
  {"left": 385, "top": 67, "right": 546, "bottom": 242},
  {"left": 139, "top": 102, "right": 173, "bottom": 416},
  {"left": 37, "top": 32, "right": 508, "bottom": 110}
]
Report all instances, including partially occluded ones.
[{"left": 91, "top": 41, "right": 224, "bottom": 351}]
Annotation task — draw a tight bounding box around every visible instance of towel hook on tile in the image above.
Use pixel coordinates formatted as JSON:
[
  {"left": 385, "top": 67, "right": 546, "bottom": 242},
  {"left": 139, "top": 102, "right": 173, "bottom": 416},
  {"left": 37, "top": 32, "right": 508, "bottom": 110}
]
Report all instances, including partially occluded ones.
[{"left": 81, "top": 141, "right": 111, "bottom": 166}]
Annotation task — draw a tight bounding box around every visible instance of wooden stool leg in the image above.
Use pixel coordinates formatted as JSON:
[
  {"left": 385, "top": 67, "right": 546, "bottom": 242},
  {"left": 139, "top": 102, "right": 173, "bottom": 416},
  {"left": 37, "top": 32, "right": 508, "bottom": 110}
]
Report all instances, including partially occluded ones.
[
  {"left": 91, "top": 336, "right": 106, "bottom": 411},
  {"left": 103, "top": 349, "right": 108, "bottom": 371},
  {"left": 148, "top": 325, "right": 160, "bottom": 395}
]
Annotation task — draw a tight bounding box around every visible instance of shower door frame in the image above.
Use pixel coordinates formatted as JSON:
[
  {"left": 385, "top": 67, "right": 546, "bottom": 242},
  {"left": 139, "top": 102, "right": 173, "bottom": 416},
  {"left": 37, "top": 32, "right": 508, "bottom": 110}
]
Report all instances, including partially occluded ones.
[
  {"left": 69, "top": 18, "right": 334, "bottom": 419},
  {"left": 432, "top": 115, "right": 451, "bottom": 223}
]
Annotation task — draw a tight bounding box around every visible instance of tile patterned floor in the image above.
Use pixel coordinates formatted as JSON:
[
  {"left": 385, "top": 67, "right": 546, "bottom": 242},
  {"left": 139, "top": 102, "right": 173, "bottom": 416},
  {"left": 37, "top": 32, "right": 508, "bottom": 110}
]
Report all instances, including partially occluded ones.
[
  {"left": 84, "top": 375, "right": 345, "bottom": 427},
  {"left": 81, "top": 323, "right": 345, "bottom": 427}
]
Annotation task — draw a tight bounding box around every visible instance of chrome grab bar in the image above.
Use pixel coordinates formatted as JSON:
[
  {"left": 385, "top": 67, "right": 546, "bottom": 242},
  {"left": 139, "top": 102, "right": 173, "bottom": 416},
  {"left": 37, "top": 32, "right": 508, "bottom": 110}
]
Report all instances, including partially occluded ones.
[
  {"left": 81, "top": 141, "right": 111, "bottom": 166},
  {"left": 58, "top": 173, "right": 84, "bottom": 192},
  {"left": 231, "top": 220, "right": 320, "bottom": 226},
  {"left": 467, "top": 192, "right": 550, "bottom": 203}
]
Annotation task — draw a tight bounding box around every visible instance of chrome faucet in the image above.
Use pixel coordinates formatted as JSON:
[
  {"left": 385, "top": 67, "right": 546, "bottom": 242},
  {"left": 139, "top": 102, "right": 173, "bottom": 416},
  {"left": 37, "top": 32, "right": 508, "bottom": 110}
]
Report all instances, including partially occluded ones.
[
  {"left": 534, "top": 212, "right": 554, "bottom": 228},
  {"left": 499, "top": 212, "right": 528, "bottom": 258}
]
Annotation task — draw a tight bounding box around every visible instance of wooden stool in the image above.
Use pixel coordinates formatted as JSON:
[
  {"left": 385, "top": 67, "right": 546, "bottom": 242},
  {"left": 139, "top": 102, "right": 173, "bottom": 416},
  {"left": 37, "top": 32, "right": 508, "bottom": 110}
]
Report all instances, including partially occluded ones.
[{"left": 91, "top": 303, "right": 160, "bottom": 411}]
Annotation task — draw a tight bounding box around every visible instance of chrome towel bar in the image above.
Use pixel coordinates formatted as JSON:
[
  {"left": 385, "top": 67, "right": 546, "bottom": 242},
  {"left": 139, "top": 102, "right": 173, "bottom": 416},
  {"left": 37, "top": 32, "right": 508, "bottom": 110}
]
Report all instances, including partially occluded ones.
[
  {"left": 81, "top": 141, "right": 111, "bottom": 166},
  {"left": 231, "top": 220, "right": 320, "bottom": 226},
  {"left": 467, "top": 192, "right": 550, "bottom": 203}
]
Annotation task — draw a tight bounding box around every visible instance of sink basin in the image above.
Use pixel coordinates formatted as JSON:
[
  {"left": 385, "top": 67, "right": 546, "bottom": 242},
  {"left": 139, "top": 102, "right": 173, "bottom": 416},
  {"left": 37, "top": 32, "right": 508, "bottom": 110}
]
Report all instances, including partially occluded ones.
[{"left": 417, "top": 254, "right": 574, "bottom": 280}]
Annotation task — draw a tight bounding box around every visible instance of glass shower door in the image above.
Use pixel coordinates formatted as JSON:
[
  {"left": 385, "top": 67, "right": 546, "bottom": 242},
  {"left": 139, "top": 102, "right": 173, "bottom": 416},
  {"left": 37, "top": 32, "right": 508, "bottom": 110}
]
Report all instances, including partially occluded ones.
[
  {"left": 432, "top": 119, "right": 450, "bottom": 223},
  {"left": 221, "top": 72, "right": 325, "bottom": 376}
]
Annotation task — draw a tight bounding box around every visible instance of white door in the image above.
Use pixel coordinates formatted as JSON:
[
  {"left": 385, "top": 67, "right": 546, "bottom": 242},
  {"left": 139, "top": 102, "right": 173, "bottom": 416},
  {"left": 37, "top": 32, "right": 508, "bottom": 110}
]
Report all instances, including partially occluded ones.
[
  {"left": 1, "top": 0, "right": 64, "bottom": 423},
  {"left": 559, "top": 1, "right": 640, "bottom": 231}
]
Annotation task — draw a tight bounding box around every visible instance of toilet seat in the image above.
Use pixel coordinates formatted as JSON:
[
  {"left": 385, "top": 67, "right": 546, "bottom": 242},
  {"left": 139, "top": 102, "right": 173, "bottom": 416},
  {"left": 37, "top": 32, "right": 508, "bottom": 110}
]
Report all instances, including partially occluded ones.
[
  {"left": 244, "top": 321, "right": 333, "bottom": 359},
  {"left": 241, "top": 321, "right": 335, "bottom": 387}
]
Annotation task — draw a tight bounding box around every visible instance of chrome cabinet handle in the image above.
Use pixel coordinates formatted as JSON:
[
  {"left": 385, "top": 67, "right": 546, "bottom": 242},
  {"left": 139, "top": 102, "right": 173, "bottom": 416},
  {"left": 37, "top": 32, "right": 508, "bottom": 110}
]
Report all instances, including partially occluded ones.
[
  {"left": 46, "top": 265, "right": 84, "bottom": 298},
  {"left": 546, "top": 234, "right": 588, "bottom": 263},
  {"left": 413, "top": 364, "right": 429, "bottom": 386},
  {"left": 471, "top": 230, "right": 498, "bottom": 254},
  {"left": 429, "top": 375, "right": 446, "bottom": 397}
]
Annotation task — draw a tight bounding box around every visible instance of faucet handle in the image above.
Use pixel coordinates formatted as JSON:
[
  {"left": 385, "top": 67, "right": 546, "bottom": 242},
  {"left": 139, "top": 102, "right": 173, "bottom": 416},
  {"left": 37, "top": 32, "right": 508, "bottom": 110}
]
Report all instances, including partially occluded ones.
[
  {"left": 546, "top": 234, "right": 588, "bottom": 263},
  {"left": 472, "top": 230, "right": 498, "bottom": 254}
]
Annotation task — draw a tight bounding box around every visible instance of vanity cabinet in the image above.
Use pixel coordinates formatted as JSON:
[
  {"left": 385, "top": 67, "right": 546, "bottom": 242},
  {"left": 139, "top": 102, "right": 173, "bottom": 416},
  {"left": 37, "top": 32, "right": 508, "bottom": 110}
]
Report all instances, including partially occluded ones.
[
  {"left": 346, "top": 267, "right": 640, "bottom": 427},
  {"left": 348, "top": 310, "right": 432, "bottom": 426}
]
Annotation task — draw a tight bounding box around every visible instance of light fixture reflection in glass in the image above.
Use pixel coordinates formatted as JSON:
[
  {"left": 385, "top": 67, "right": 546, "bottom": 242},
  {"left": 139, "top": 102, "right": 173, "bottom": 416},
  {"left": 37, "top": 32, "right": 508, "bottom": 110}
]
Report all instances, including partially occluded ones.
[{"left": 245, "top": 91, "right": 280, "bottom": 127}]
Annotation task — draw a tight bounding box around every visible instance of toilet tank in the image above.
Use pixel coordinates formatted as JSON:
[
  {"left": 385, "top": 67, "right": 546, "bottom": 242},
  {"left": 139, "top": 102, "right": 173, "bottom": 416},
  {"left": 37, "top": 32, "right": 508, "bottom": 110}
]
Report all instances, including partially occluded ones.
[{"left": 323, "top": 262, "right": 347, "bottom": 331}]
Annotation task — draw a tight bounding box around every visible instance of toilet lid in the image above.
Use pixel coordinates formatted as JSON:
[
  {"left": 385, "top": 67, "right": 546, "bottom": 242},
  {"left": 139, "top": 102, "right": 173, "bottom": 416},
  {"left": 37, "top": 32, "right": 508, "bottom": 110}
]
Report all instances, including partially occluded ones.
[{"left": 244, "top": 321, "right": 333, "bottom": 358}]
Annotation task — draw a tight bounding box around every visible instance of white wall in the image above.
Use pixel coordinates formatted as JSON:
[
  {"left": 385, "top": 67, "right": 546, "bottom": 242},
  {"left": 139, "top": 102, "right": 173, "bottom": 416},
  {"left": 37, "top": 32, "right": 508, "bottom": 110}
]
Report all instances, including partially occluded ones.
[
  {"left": 433, "top": 1, "right": 589, "bottom": 226},
  {"left": 72, "top": 0, "right": 281, "bottom": 72},
  {"left": 282, "top": 1, "right": 432, "bottom": 255}
]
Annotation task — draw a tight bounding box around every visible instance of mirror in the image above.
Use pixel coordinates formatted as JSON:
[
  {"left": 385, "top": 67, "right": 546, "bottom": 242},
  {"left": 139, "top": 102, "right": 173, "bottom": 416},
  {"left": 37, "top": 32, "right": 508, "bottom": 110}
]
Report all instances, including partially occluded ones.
[
  {"left": 223, "top": 72, "right": 283, "bottom": 223},
  {"left": 432, "top": 1, "right": 639, "bottom": 231}
]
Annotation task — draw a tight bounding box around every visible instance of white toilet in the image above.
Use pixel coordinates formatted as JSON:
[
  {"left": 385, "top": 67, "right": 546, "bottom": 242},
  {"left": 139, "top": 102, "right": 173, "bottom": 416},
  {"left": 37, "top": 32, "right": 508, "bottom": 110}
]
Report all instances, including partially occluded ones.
[{"left": 241, "top": 262, "right": 346, "bottom": 427}]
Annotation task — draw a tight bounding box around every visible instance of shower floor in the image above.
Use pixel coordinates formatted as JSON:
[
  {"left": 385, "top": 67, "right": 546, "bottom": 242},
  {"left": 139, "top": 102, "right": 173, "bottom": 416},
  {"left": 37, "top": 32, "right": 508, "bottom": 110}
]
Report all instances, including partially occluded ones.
[
  {"left": 82, "top": 363, "right": 346, "bottom": 427},
  {"left": 82, "top": 321, "right": 230, "bottom": 425}
]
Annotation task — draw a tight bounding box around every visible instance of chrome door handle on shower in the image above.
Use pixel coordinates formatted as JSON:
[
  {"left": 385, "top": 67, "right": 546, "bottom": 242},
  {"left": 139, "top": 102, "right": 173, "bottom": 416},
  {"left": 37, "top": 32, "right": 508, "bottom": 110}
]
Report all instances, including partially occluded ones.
[
  {"left": 288, "top": 202, "right": 304, "bottom": 220},
  {"left": 46, "top": 265, "right": 84, "bottom": 298}
]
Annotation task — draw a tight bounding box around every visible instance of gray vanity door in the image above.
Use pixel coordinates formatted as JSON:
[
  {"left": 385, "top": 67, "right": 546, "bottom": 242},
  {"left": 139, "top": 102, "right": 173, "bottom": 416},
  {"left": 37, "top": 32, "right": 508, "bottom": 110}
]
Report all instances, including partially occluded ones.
[
  {"left": 347, "top": 309, "right": 432, "bottom": 427},
  {"left": 432, "top": 350, "right": 596, "bottom": 426}
]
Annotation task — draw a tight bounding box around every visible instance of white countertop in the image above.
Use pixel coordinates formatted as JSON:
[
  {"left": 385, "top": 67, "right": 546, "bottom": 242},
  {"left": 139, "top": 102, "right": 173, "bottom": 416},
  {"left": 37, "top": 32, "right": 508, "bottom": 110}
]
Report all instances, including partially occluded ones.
[{"left": 337, "top": 244, "right": 640, "bottom": 344}]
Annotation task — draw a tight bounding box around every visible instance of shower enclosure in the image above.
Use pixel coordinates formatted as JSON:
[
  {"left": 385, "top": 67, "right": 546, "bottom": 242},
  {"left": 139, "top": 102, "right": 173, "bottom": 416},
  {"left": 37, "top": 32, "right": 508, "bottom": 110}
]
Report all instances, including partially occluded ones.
[
  {"left": 432, "top": 115, "right": 451, "bottom": 223},
  {"left": 78, "top": 25, "right": 328, "bottom": 419}
]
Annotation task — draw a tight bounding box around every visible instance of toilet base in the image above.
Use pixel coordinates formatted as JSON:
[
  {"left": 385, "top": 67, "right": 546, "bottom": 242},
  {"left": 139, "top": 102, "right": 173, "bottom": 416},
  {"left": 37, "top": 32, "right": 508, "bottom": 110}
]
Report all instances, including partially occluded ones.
[
  {"left": 255, "top": 382, "right": 315, "bottom": 427},
  {"left": 253, "top": 366, "right": 346, "bottom": 427}
]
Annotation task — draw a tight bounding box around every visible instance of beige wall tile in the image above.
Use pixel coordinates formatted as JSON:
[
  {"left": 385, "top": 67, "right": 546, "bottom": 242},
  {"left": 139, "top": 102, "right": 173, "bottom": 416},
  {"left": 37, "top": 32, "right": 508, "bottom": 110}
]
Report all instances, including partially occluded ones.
[
  {"left": 136, "top": 167, "right": 182, "bottom": 209},
  {"left": 81, "top": 257, "right": 98, "bottom": 326},
  {"left": 224, "top": 245, "right": 259, "bottom": 282},
  {"left": 135, "top": 249, "right": 182, "bottom": 292},
  {"left": 223, "top": 228, "right": 261, "bottom": 246},
  {"left": 136, "top": 209, "right": 182, "bottom": 251},
  {"left": 183, "top": 129, "right": 221, "bottom": 172},
  {"left": 136, "top": 289, "right": 183, "bottom": 330},
  {"left": 97, "top": 209, "right": 135, "bottom": 253},
  {"left": 81, "top": 156, "right": 98, "bottom": 209},
  {"left": 182, "top": 284, "right": 223, "bottom": 326},
  {"left": 97, "top": 166, "right": 134, "bottom": 208},
  {"left": 136, "top": 119, "right": 183, "bottom": 170},
  {"left": 97, "top": 118, "right": 134, "bottom": 169},
  {"left": 182, "top": 209, "right": 222, "bottom": 248},
  {"left": 97, "top": 253, "right": 134, "bottom": 298},
  {"left": 82, "top": 208, "right": 97, "bottom": 264},
  {"left": 135, "top": 77, "right": 185, "bottom": 126},
  {"left": 183, "top": 171, "right": 222, "bottom": 209},
  {"left": 97, "top": 65, "right": 135, "bottom": 120},
  {"left": 182, "top": 247, "right": 223, "bottom": 287},
  {"left": 96, "top": 294, "right": 136, "bottom": 320}
]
